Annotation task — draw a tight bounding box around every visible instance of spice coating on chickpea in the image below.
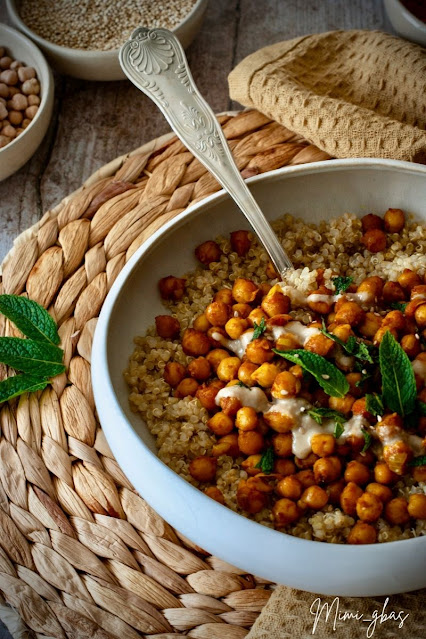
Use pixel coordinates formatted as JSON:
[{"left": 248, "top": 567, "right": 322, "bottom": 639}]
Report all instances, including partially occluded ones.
[
  {"left": 230, "top": 230, "right": 252, "bottom": 256},
  {"left": 155, "top": 315, "right": 180, "bottom": 339},
  {"left": 158, "top": 275, "right": 186, "bottom": 301},
  {"left": 232, "top": 278, "right": 259, "bottom": 303},
  {"left": 361, "top": 229, "right": 387, "bottom": 253},
  {"left": 195, "top": 240, "right": 222, "bottom": 265}
]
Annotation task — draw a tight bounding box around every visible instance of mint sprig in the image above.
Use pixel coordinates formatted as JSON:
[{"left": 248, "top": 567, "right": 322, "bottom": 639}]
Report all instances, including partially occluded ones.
[
  {"left": 273, "top": 349, "right": 349, "bottom": 398},
  {"left": 0, "top": 338, "right": 64, "bottom": 377},
  {"left": 390, "top": 302, "right": 407, "bottom": 312},
  {"left": 365, "top": 393, "right": 384, "bottom": 418},
  {"left": 320, "top": 319, "right": 377, "bottom": 364},
  {"left": 255, "top": 446, "right": 274, "bottom": 474},
  {"left": 361, "top": 428, "right": 372, "bottom": 453},
  {"left": 332, "top": 276, "right": 353, "bottom": 294},
  {"left": 0, "top": 295, "right": 60, "bottom": 345},
  {"left": 252, "top": 317, "right": 266, "bottom": 340},
  {"left": 379, "top": 331, "right": 416, "bottom": 417},
  {"left": 0, "top": 375, "right": 49, "bottom": 403},
  {"left": 408, "top": 456, "right": 426, "bottom": 467},
  {"left": 308, "top": 407, "right": 346, "bottom": 426},
  {"left": 334, "top": 422, "right": 345, "bottom": 439}
]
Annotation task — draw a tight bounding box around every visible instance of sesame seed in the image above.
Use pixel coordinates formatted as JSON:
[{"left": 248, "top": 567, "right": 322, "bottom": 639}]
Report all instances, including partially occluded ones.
[
  {"left": 280, "top": 389, "right": 288, "bottom": 396},
  {"left": 377, "top": 415, "right": 382, "bottom": 422},
  {"left": 415, "top": 333, "right": 420, "bottom": 340},
  {"left": 362, "top": 369, "right": 367, "bottom": 374},
  {"left": 321, "top": 374, "right": 330, "bottom": 379}
]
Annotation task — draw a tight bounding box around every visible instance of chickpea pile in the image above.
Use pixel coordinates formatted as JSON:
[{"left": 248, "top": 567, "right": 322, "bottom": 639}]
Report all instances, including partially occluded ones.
[
  {"left": 156, "top": 210, "right": 426, "bottom": 545},
  {"left": 0, "top": 47, "right": 41, "bottom": 149}
]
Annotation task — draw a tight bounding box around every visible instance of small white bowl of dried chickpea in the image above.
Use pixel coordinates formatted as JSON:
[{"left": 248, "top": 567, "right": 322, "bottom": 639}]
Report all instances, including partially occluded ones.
[
  {"left": 0, "top": 23, "right": 53, "bottom": 181},
  {"left": 6, "top": 0, "right": 208, "bottom": 81}
]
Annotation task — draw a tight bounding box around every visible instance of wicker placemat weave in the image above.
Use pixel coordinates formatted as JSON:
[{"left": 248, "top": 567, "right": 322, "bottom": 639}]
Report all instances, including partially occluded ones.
[{"left": 0, "top": 109, "right": 331, "bottom": 639}]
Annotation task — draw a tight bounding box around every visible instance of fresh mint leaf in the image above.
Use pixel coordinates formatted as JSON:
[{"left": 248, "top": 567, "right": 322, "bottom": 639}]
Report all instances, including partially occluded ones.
[
  {"left": 390, "top": 302, "right": 407, "bottom": 312},
  {"left": 332, "top": 276, "right": 353, "bottom": 294},
  {"left": 0, "top": 295, "right": 60, "bottom": 345},
  {"left": 0, "top": 374, "right": 48, "bottom": 404},
  {"left": 273, "top": 349, "right": 350, "bottom": 397},
  {"left": 334, "top": 422, "right": 345, "bottom": 439},
  {"left": 255, "top": 446, "right": 274, "bottom": 474},
  {"left": 320, "top": 319, "right": 377, "bottom": 364},
  {"left": 408, "top": 455, "right": 426, "bottom": 467},
  {"left": 308, "top": 407, "right": 346, "bottom": 425},
  {"left": 361, "top": 428, "right": 372, "bottom": 453},
  {"left": 237, "top": 381, "right": 251, "bottom": 389},
  {"left": 379, "top": 331, "right": 416, "bottom": 417},
  {"left": 320, "top": 319, "right": 346, "bottom": 349},
  {"left": 365, "top": 393, "right": 384, "bottom": 417},
  {"left": 0, "top": 337, "right": 65, "bottom": 378},
  {"left": 252, "top": 317, "right": 266, "bottom": 340}
]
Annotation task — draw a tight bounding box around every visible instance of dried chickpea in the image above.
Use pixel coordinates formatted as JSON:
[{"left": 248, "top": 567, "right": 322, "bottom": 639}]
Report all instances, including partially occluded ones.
[
  {"left": 334, "top": 301, "right": 365, "bottom": 326},
  {"left": 204, "top": 486, "right": 225, "bottom": 504},
  {"left": 21, "top": 78, "right": 40, "bottom": 95},
  {"left": 361, "top": 213, "right": 384, "bottom": 233},
  {"left": 232, "top": 278, "right": 259, "bottom": 303},
  {"left": 206, "top": 349, "right": 229, "bottom": 372},
  {"left": 407, "top": 494, "right": 426, "bottom": 519},
  {"left": 205, "top": 301, "right": 231, "bottom": 326},
  {"left": 414, "top": 304, "right": 426, "bottom": 328},
  {"left": 382, "top": 281, "right": 406, "bottom": 303},
  {"left": 340, "top": 482, "right": 363, "bottom": 515},
  {"left": 313, "top": 456, "right": 342, "bottom": 483},
  {"left": 164, "top": 362, "right": 186, "bottom": 387},
  {"left": 261, "top": 291, "right": 290, "bottom": 317},
  {"left": 232, "top": 303, "right": 252, "bottom": 318},
  {"left": 397, "top": 269, "right": 422, "bottom": 293},
  {"left": 277, "top": 475, "right": 302, "bottom": 500},
  {"left": 193, "top": 313, "right": 210, "bottom": 332},
  {"left": 175, "top": 378, "right": 199, "bottom": 398},
  {"left": 196, "top": 380, "right": 224, "bottom": 411},
  {"left": 246, "top": 338, "right": 274, "bottom": 364},
  {"left": 361, "top": 229, "right": 387, "bottom": 253},
  {"left": 385, "top": 497, "right": 410, "bottom": 525},
  {"left": 247, "top": 307, "right": 268, "bottom": 327},
  {"left": 225, "top": 317, "right": 248, "bottom": 339},
  {"left": 212, "top": 433, "right": 239, "bottom": 457},
  {"left": 217, "top": 356, "right": 240, "bottom": 382},
  {"left": 347, "top": 522, "right": 377, "bottom": 544},
  {"left": 250, "top": 362, "right": 279, "bottom": 388},
  {"left": 311, "top": 434, "right": 336, "bottom": 458},
  {"left": 384, "top": 208, "right": 405, "bottom": 233},
  {"left": 356, "top": 492, "right": 383, "bottom": 522},
  {"left": 235, "top": 406, "right": 258, "bottom": 431},
  {"left": 195, "top": 240, "right": 221, "bottom": 265},
  {"left": 189, "top": 456, "right": 217, "bottom": 482},
  {"left": 329, "top": 395, "right": 355, "bottom": 414},
  {"left": 8, "top": 110, "right": 22, "bottom": 126},
  {"left": 298, "top": 485, "right": 328, "bottom": 510},
  {"left": 305, "top": 333, "right": 334, "bottom": 357},
  {"left": 365, "top": 483, "right": 393, "bottom": 504},
  {"left": 207, "top": 411, "right": 234, "bottom": 436},
  {"left": 272, "top": 432, "right": 293, "bottom": 458},
  {"left": 358, "top": 312, "right": 382, "bottom": 338},
  {"left": 237, "top": 480, "right": 267, "bottom": 513},
  {"left": 158, "top": 275, "right": 185, "bottom": 300},
  {"left": 238, "top": 430, "right": 264, "bottom": 455},
  {"left": 272, "top": 498, "right": 301, "bottom": 526},
  {"left": 230, "top": 230, "right": 252, "bottom": 256},
  {"left": 155, "top": 315, "right": 180, "bottom": 339},
  {"left": 237, "top": 360, "right": 259, "bottom": 386},
  {"left": 344, "top": 460, "right": 370, "bottom": 485},
  {"left": 187, "top": 357, "right": 211, "bottom": 381},
  {"left": 271, "top": 371, "right": 301, "bottom": 399}
]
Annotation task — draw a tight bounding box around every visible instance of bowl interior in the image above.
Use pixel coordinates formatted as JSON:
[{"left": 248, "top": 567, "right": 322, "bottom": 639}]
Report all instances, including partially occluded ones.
[{"left": 95, "top": 160, "right": 426, "bottom": 595}]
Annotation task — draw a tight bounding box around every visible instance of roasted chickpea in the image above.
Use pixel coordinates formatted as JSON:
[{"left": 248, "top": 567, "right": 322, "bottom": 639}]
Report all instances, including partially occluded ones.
[
  {"left": 358, "top": 312, "right": 382, "bottom": 338},
  {"left": 382, "top": 281, "right": 406, "bottom": 303},
  {"left": 373, "top": 326, "right": 398, "bottom": 345},
  {"left": 247, "top": 307, "right": 269, "bottom": 327},
  {"left": 237, "top": 480, "right": 267, "bottom": 514},
  {"left": 414, "top": 303, "right": 426, "bottom": 328},
  {"left": 155, "top": 315, "right": 180, "bottom": 339},
  {"left": 384, "top": 208, "right": 405, "bottom": 233},
  {"left": 298, "top": 485, "right": 328, "bottom": 510},
  {"left": 276, "top": 475, "right": 302, "bottom": 500},
  {"left": 272, "top": 498, "right": 301, "bottom": 526},
  {"left": 351, "top": 398, "right": 373, "bottom": 421},
  {"left": 344, "top": 460, "right": 370, "bottom": 485},
  {"left": 225, "top": 317, "right": 248, "bottom": 339},
  {"left": 235, "top": 406, "right": 258, "bottom": 431},
  {"left": 275, "top": 333, "right": 300, "bottom": 351},
  {"left": 238, "top": 430, "right": 265, "bottom": 455},
  {"left": 204, "top": 486, "right": 225, "bottom": 504},
  {"left": 383, "top": 310, "right": 406, "bottom": 332},
  {"left": 187, "top": 357, "right": 211, "bottom": 381},
  {"left": 271, "top": 371, "right": 301, "bottom": 399},
  {"left": 261, "top": 291, "right": 290, "bottom": 317},
  {"left": 383, "top": 441, "right": 413, "bottom": 475},
  {"left": 401, "top": 334, "right": 421, "bottom": 358},
  {"left": 412, "top": 466, "right": 426, "bottom": 482},
  {"left": 407, "top": 494, "right": 426, "bottom": 519},
  {"left": 182, "top": 328, "right": 211, "bottom": 356},
  {"left": 196, "top": 380, "right": 224, "bottom": 411},
  {"left": 340, "top": 482, "right": 363, "bottom": 515},
  {"left": 356, "top": 492, "right": 383, "bottom": 522},
  {"left": 311, "top": 434, "right": 336, "bottom": 458},
  {"left": 237, "top": 360, "right": 259, "bottom": 386},
  {"left": 374, "top": 462, "right": 397, "bottom": 485},
  {"left": 345, "top": 372, "right": 363, "bottom": 398},
  {"left": 158, "top": 275, "right": 186, "bottom": 300},
  {"left": 361, "top": 213, "right": 384, "bottom": 233},
  {"left": 361, "top": 229, "right": 387, "bottom": 253},
  {"left": 327, "top": 479, "right": 346, "bottom": 505},
  {"left": 313, "top": 456, "right": 342, "bottom": 483},
  {"left": 335, "top": 301, "right": 365, "bottom": 326},
  {"left": 230, "top": 229, "right": 252, "bottom": 256},
  {"left": 266, "top": 260, "right": 279, "bottom": 279},
  {"left": 189, "top": 456, "right": 217, "bottom": 482},
  {"left": 305, "top": 285, "right": 334, "bottom": 314},
  {"left": 241, "top": 454, "right": 262, "bottom": 475},
  {"left": 232, "top": 303, "right": 252, "bottom": 318},
  {"left": 164, "top": 361, "right": 186, "bottom": 387},
  {"left": 331, "top": 323, "right": 353, "bottom": 342},
  {"left": 397, "top": 269, "right": 422, "bottom": 293},
  {"left": 250, "top": 362, "right": 280, "bottom": 388},
  {"left": 175, "top": 378, "right": 199, "bottom": 397},
  {"left": 259, "top": 282, "right": 272, "bottom": 298},
  {"left": 274, "top": 458, "right": 297, "bottom": 476},
  {"left": 385, "top": 497, "right": 410, "bottom": 525},
  {"left": 214, "top": 288, "right": 233, "bottom": 305},
  {"left": 246, "top": 338, "right": 274, "bottom": 365},
  {"left": 272, "top": 432, "right": 293, "bottom": 458},
  {"left": 295, "top": 469, "right": 316, "bottom": 488},
  {"left": 329, "top": 395, "right": 355, "bottom": 414},
  {"left": 357, "top": 276, "right": 384, "bottom": 301},
  {"left": 207, "top": 411, "right": 234, "bottom": 436},
  {"left": 205, "top": 301, "right": 231, "bottom": 326},
  {"left": 365, "top": 483, "right": 393, "bottom": 504},
  {"left": 304, "top": 333, "right": 335, "bottom": 357},
  {"left": 212, "top": 433, "right": 239, "bottom": 457},
  {"left": 232, "top": 278, "right": 259, "bottom": 304},
  {"left": 217, "top": 357, "right": 241, "bottom": 382},
  {"left": 206, "top": 349, "right": 230, "bottom": 372},
  {"left": 347, "top": 522, "right": 377, "bottom": 544},
  {"left": 295, "top": 452, "right": 319, "bottom": 469},
  {"left": 219, "top": 396, "right": 242, "bottom": 417},
  {"left": 193, "top": 313, "right": 211, "bottom": 332},
  {"left": 207, "top": 325, "right": 229, "bottom": 347},
  {"left": 195, "top": 240, "right": 222, "bottom": 265}
]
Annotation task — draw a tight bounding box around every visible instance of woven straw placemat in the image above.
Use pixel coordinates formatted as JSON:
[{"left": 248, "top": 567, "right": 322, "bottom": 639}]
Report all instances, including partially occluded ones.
[{"left": 0, "top": 109, "right": 331, "bottom": 639}]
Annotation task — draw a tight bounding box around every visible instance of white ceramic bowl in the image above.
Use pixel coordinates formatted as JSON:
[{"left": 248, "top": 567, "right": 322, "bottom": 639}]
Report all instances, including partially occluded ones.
[
  {"left": 92, "top": 159, "right": 426, "bottom": 596},
  {"left": 6, "top": 0, "right": 209, "bottom": 81},
  {"left": 0, "top": 24, "right": 53, "bottom": 182},
  {"left": 384, "top": 0, "right": 426, "bottom": 46}
]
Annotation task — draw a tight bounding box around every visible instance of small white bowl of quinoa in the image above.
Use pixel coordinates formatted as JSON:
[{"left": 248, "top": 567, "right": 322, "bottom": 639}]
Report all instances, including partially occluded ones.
[
  {"left": 6, "top": 0, "right": 208, "bottom": 80},
  {"left": 92, "top": 158, "right": 426, "bottom": 596}
]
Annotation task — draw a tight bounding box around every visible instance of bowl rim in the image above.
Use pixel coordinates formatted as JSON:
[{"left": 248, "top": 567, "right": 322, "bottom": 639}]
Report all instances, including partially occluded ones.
[
  {"left": 0, "top": 23, "right": 53, "bottom": 155},
  {"left": 385, "top": 0, "right": 426, "bottom": 32},
  {"left": 6, "top": 0, "right": 208, "bottom": 57},
  {"left": 92, "top": 158, "right": 426, "bottom": 591}
]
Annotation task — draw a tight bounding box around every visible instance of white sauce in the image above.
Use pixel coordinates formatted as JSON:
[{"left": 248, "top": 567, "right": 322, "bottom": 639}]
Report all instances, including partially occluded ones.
[
  {"left": 215, "top": 385, "right": 270, "bottom": 413},
  {"left": 212, "top": 329, "right": 254, "bottom": 359},
  {"left": 279, "top": 284, "right": 373, "bottom": 309},
  {"left": 271, "top": 321, "right": 320, "bottom": 347}
]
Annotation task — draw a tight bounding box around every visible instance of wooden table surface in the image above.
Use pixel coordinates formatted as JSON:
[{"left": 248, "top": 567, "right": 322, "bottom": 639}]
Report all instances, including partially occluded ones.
[{"left": 0, "top": 1, "right": 393, "bottom": 636}]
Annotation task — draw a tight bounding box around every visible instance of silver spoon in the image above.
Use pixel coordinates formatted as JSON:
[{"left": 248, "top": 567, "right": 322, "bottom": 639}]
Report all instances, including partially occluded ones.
[{"left": 119, "top": 27, "right": 293, "bottom": 276}]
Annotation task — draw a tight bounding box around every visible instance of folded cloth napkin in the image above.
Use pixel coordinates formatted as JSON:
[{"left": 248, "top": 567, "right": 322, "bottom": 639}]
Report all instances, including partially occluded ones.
[
  {"left": 247, "top": 585, "right": 426, "bottom": 639},
  {"left": 228, "top": 30, "right": 426, "bottom": 163}
]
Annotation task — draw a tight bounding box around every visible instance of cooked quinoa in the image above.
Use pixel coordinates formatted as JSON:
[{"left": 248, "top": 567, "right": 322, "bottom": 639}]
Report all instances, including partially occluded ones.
[{"left": 124, "top": 211, "right": 426, "bottom": 544}]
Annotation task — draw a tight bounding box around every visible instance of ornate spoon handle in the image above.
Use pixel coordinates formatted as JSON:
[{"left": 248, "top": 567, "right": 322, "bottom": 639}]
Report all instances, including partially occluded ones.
[{"left": 119, "top": 27, "right": 293, "bottom": 275}]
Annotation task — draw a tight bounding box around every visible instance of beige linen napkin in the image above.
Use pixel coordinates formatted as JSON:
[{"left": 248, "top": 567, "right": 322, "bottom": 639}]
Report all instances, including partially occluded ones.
[
  {"left": 228, "top": 30, "right": 426, "bottom": 163},
  {"left": 248, "top": 586, "right": 426, "bottom": 639}
]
